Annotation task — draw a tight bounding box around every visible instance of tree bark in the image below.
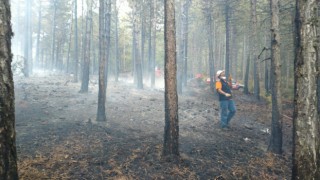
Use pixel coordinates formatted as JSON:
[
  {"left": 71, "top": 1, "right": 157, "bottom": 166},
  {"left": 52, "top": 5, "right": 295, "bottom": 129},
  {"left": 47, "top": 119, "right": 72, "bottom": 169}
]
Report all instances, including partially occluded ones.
[
  {"left": 114, "top": 0, "right": 120, "bottom": 82},
  {"left": 292, "top": 0, "right": 320, "bottom": 178},
  {"left": 182, "top": 0, "right": 190, "bottom": 87},
  {"left": 225, "top": 1, "right": 231, "bottom": 79},
  {"left": 140, "top": 2, "right": 146, "bottom": 76},
  {"left": 317, "top": 1, "right": 320, "bottom": 116},
  {"left": 151, "top": 0, "right": 156, "bottom": 88},
  {"left": 104, "top": 0, "right": 111, "bottom": 86},
  {"left": 0, "top": 0, "right": 19, "bottom": 178},
  {"left": 264, "top": 33, "right": 270, "bottom": 94},
  {"left": 242, "top": 35, "right": 246, "bottom": 82},
  {"left": 148, "top": 0, "right": 154, "bottom": 87},
  {"left": 133, "top": 2, "right": 143, "bottom": 89},
  {"left": 74, "top": 0, "right": 79, "bottom": 82},
  {"left": 243, "top": 56, "right": 250, "bottom": 94},
  {"left": 231, "top": 14, "right": 238, "bottom": 79},
  {"left": 51, "top": 0, "right": 57, "bottom": 70},
  {"left": 97, "top": 0, "right": 107, "bottom": 122},
  {"left": 269, "top": 0, "right": 283, "bottom": 154},
  {"left": 66, "top": 9, "right": 73, "bottom": 73},
  {"left": 35, "top": 1, "right": 42, "bottom": 68},
  {"left": 203, "top": 0, "right": 215, "bottom": 91},
  {"left": 177, "top": 0, "right": 183, "bottom": 94},
  {"left": 251, "top": 0, "right": 260, "bottom": 100},
  {"left": 80, "top": 0, "right": 93, "bottom": 93},
  {"left": 163, "top": 0, "right": 179, "bottom": 158},
  {"left": 24, "top": 0, "right": 32, "bottom": 77}
]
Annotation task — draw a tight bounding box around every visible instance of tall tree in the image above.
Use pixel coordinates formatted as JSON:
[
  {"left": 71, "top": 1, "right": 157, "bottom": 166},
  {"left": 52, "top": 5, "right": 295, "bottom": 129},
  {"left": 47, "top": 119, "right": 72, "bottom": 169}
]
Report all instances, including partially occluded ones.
[
  {"left": 224, "top": 0, "right": 231, "bottom": 79},
  {"left": 35, "top": 1, "right": 42, "bottom": 68},
  {"left": 243, "top": 56, "right": 250, "bottom": 94},
  {"left": 203, "top": 0, "right": 215, "bottom": 91},
  {"left": 66, "top": 8, "right": 74, "bottom": 73},
  {"left": 149, "top": 0, "right": 157, "bottom": 88},
  {"left": 317, "top": 1, "right": 320, "bottom": 120},
  {"left": 0, "top": 0, "right": 19, "bottom": 178},
  {"left": 97, "top": 0, "right": 107, "bottom": 121},
  {"left": 80, "top": 0, "right": 86, "bottom": 79},
  {"left": 148, "top": 0, "right": 155, "bottom": 87},
  {"left": 114, "top": 0, "right": 120, "bottom": 82},
  {"left": 182, "top": 0, "right": 191, "bottom": 87},
  {"left": 268, "top": 0, "right": 282, "bottom": 154},
  {"left": 264, "top": 33, "right": 270, "bottom": 94},
  {"left": 50, "top": 0, "right": 57, "bottom": 70},
  {"left": 163, "top": 0, "right": 179, "bottom": 158},
  {"left": 292, "top": 0, "right": 320, "bottom": 179},
  {"left": 104, "top": 0, "right": 111, "bottom": 86},
  {"left": 231, "top": 11, "right": 238, "bottom": 78},
  {"left": 74, "top": 0, "right": 79, "bottom": 82},
  {"left": 177, "top": 0, "right": 183, "bottom": 94},
  {"left": 80, "top": 0, "right": 93, "bottom": 93},
  {"left": 133, "top": 1, "right": 143, "bottom": 89},
  {"left": 24, "top": 0, "right": 32, "bottom": 77},
  {"left": 251, "top": 0, "right": 260, "bottom": 100},
  {"left": 151, "top": 0, "right": 157, "bottom": 88},
  {"left": 140, "top": 0, "right": 146, "bottom": 75}
]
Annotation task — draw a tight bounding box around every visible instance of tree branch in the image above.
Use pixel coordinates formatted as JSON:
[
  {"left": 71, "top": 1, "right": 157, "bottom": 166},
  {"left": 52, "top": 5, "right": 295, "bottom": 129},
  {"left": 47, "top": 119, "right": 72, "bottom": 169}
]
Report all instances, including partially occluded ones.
[
  {"left": 261, "top": 57, "right": 271, "bottom": 62},
  {"left": 258, "top": 47, "right": 270, "bottom": 59}
]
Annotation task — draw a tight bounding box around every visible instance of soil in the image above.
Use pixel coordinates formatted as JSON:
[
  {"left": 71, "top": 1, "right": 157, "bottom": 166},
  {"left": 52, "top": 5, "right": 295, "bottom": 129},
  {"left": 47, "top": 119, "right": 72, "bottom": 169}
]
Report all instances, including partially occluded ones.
[{"left": 15, "top": 70, "right": 292, "bottom": 179}]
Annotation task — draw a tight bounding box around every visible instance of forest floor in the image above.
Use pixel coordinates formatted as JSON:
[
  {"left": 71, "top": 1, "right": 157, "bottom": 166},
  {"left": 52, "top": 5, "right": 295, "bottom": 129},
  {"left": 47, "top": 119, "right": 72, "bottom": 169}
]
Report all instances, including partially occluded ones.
[{"left": 15, "top": 70, "right": 293, "bottom": 179}]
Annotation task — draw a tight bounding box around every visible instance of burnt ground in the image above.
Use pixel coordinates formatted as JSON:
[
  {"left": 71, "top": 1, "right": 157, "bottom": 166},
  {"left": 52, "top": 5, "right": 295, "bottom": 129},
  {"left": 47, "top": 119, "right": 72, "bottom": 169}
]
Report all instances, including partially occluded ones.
[{"left": 15, "top": 70, "right": 292, "bottom": 179}]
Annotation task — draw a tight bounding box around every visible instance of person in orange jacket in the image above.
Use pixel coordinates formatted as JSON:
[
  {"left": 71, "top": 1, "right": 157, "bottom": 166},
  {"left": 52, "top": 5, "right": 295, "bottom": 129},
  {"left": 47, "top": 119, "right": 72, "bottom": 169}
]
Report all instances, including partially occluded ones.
[{"left": 215, "top": 70, "right": 236, "bottom": 129}]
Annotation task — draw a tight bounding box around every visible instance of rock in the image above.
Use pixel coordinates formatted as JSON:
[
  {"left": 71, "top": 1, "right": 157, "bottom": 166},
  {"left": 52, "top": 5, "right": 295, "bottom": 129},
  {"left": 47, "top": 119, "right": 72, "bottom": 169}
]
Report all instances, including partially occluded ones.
[{"left": 244, "top": 124, "right": 253, "bottom": 130}]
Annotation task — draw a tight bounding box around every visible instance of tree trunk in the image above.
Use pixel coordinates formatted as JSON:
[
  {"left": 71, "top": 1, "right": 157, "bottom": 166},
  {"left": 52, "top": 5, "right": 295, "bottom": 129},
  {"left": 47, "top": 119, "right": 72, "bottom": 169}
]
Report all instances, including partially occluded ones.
[
  {"left": 317, "top": 1, "right": 320, "bottom": 114},
  {"left": 292, "top": 0, "right": 320, "bottom": 179},
  {"left": 104, "top": 0, "right": 111, "bottom": 86},
  {"left": 264, "top": 33, "right": 270, "bottom": 94},
  {"left": 80, "top": 0, "right": 93, "bottom": 93},
  {"left": 251, "top": 0, "right": 260, "bottom": 100},
  {"left": 97, "top": 0, "right": 107, "bottom": 122},
  {"left": 148, "top": 0, "right": 153, "bottom": 87},
  {"left": 269, "top": 0, "right": 283, "bottom": 154},
  {"left": 204, "top": 0, "right": 215, "bottom": 91},
  {"left": 51, "top": 1, "right": 57, "bottom": 70},
  {"left": 265, "top": 64, "right": 269, "bottom": 93},
  {"left": 114, "top": 0, "right": 120, "bottom": 82},
  {"left": 35, "top": 1, "right": 42, "bottom": 69},
  {"left": 24, "top": 0, "right": 32, "bottom": 77},
  {"left": 231, "top": 16, "right": 238, "bottom": 79},
  {"left": 177, "top": 0, "right": 183, "bottom": 94},
  {"left": 209, "top": 21, "right": 215, "bottom": 91},
  {"left": 182, "top": 0, "right": 190, "bottom": 87},
  {"left": 151, "top": 0, "right": 156, "bottom": 88},
  {"left": 66, "top": 9, "right": 73, "bottom": 73},
  {"left": 132, "top": 21, "right": 136, "bottom": 83},
  {"left": 242, "top": 35, "right": 246, "bottom": 82},
  {"left": 79, "top": 0, "right": 85, "bottom": 80},
  {"left": 140, "top": 2, "right": 146, "bottom": 76},
  {"left": 55, "top": 39, "right": 60, "bottom": 70},
  {"left": 243, "top": 56, "right": 250, "bottom": 94},
  {"left": 163, "top": 0, "right": 179, "bottom": 158},
  {"left": 284, "top": 50, "right": 290, "bottom": 90},
  {"left": 28, "top": 0, "right": 33, "bottom": 74},
  {"left": 133, "top": 2, "right": 143, "bottom": 89},
  {"left": 74, "top": 0, "right": 79, "bottom": 82},
  {"left": 0, "top": 0, "right": 19, "bottom": 178},
  {"left": 225, "top": 1, "right": 231, "bottom": 79}
]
